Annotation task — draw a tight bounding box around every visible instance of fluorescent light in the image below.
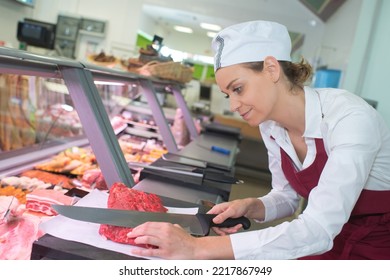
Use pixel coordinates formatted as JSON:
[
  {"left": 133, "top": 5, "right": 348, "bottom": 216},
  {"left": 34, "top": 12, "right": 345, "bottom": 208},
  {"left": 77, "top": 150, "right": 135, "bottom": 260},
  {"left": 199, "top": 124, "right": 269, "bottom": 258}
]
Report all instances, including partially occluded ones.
[
  {"left": 192, "top": 54, "right": 214, "bottom": 65},
  {"left": 200, "top": 23, "right": 221, "bottom": 31},
  {"left": 207, "top": 31, "right": 217, "bottom": 38},
  {"left": 174, "top": 25, "right": 193, "bottom": 33},
  {"left": 94, "top": 81, "right": 125, "bottom": 86},
  {"left": 309, "top": 19, "right": 317, "bottom": 27}
]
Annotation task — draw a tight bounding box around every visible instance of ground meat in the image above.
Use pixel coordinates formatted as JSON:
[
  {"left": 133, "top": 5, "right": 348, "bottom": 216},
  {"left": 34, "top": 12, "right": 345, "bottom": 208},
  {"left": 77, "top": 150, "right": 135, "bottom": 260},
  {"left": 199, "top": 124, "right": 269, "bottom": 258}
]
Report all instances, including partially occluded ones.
[{"left": 98, "top": 182, "right": 167, "bottom": 247}]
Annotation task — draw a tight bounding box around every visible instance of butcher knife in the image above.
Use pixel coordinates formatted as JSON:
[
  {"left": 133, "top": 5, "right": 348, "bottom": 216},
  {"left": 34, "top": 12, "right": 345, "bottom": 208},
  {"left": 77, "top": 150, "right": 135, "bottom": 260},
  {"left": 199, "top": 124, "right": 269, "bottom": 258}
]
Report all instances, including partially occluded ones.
[{"left": 52, "top": 205, "right": 251, "bottom": 236}]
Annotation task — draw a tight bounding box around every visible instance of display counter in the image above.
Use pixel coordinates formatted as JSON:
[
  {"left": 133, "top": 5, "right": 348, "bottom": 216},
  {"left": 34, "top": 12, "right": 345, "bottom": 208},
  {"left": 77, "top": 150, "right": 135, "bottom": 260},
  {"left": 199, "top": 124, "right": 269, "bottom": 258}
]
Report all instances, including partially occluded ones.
[
  {"left": 0, "top": 46, "right": 238, "bottom": 194},
  {"left": 0, "top": 47, "right": 242, "bottom": 260},
  {"left": 31, "top": 194, "right": 205, "bottom": 260}
]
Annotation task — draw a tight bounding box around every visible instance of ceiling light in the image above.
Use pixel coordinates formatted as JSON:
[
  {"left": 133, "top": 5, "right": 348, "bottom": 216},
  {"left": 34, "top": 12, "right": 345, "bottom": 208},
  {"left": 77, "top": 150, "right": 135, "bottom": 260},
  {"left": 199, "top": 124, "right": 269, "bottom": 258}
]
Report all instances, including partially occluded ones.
[
  {"left": 200, "top": 22, "right": 221, "bottom": 31},
  {"left": 174, "top": 25, "right": 193, "bottom": 33},
  {"left": 94, "top": 81, "right": 125, "bottom": 86},
  {"left": 309, "top": 19, "right": 317, "bottom": 27},
  {"left": 207, "top": 31, "right": 217, "bottom": 38}
]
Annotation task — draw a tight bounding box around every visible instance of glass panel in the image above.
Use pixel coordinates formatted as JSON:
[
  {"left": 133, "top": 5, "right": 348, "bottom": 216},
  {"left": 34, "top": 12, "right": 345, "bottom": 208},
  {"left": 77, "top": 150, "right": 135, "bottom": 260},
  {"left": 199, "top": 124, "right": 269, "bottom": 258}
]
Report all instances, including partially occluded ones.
[
  {"left": 0, "top": 74, "right": 85, "bottom": 157},
  {"left": 93, "top": 80, "right": 168, "bottom": 165},
  {"left": 0, "top": 72, "right": 136, "bottom": 190}
]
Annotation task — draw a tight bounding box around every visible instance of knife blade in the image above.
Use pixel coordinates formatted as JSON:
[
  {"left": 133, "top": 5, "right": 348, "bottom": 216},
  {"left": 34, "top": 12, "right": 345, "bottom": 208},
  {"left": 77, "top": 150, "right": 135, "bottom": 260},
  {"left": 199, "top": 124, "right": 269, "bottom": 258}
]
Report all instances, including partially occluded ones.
[{"left": 52, "top": 205, "right": 251, "bottom": 236}]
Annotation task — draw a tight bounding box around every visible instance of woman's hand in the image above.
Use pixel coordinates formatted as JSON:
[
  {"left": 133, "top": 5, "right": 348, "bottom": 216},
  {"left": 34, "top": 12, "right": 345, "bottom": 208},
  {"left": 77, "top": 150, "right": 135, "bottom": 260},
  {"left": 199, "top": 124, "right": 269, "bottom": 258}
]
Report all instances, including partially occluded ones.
[
  {"left": 127, "top": 222, "right": 198, "bottom": 259},
  {"left": 127, "top": 222, "right": 235, "bottom": 259},
  {"left": 207, "top": 198, "right": 265, "bottom": 235}
]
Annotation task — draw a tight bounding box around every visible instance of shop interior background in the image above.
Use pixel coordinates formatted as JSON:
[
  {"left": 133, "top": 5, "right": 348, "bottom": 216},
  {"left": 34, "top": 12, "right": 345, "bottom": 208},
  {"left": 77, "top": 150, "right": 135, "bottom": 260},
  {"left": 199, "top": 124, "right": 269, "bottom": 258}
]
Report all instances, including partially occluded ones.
[{"left": 0, "top": 0, "right": 389, "bottom": 127}]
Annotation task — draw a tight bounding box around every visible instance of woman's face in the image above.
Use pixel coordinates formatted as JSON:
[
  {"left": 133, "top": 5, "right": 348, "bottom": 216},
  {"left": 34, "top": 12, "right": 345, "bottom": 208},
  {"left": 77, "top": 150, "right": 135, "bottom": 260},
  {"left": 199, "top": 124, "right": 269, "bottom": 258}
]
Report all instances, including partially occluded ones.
[{"left": 215, "top": 63, "right": 278, "bottom": 127}]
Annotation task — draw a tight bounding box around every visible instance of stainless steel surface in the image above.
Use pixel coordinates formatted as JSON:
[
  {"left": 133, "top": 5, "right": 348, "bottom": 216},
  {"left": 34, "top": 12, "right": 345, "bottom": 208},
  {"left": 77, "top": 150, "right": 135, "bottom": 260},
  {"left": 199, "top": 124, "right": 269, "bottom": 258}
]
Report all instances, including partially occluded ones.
[
  {"left": 128, "top": 161, "right": 200, "bottom": 175},
  {"left": 162, "top": 153, "right": 207, "bottom": 168},
  {"left": 134, "top": 176, "right": 223, "bottom": 204},
  {"left": 177, "top": 133, "right": 239, "bottom": 170},
  {"left": 0, "top": 46, "right": 82, "bottom": 68}
]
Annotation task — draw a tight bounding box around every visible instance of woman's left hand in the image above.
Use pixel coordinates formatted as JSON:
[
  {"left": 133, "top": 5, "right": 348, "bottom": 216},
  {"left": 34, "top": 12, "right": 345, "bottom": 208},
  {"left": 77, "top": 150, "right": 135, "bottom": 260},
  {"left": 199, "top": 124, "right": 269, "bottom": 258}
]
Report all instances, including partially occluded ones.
[{"left": 127, "top": 222, "right": 197, "bottom": 259}]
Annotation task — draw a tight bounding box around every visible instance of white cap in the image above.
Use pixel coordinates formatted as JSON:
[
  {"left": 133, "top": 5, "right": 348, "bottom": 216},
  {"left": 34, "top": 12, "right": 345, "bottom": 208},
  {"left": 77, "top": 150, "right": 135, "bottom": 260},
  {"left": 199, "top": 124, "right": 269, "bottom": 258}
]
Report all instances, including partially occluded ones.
[{"left": 212, "top": 20, "right": 292, "bottom": 71}]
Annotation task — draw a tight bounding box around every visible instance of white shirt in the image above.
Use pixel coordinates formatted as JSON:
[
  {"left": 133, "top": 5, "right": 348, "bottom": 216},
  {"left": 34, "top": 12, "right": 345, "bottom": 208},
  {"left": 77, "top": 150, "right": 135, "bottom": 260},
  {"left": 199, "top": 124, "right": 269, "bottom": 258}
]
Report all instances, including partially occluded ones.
[{"left": 230, "top": 87, "right": 390, "bottom": 259}]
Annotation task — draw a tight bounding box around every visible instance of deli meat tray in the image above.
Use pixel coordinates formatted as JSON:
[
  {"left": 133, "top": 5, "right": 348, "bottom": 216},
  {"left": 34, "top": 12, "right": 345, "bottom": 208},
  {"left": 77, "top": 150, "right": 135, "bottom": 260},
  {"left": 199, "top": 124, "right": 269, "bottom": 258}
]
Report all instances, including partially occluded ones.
[{"left": 33, "top": 189, "right": 200, "bottom": 260}]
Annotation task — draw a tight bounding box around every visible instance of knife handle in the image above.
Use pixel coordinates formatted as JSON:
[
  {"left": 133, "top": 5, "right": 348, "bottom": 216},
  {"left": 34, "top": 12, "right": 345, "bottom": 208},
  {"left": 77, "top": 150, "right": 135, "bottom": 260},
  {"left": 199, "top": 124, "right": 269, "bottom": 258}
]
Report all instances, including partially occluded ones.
[{"left": 209, "top": 215, "right": 251, "bottom": 230}]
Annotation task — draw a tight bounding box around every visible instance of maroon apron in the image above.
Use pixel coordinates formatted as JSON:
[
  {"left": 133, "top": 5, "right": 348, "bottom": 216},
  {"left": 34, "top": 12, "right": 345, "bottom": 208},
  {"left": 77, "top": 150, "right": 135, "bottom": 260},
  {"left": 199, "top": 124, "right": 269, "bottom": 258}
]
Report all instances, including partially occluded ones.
[{"left": 280, "top": 138, "right": 390, "bottom": 260}]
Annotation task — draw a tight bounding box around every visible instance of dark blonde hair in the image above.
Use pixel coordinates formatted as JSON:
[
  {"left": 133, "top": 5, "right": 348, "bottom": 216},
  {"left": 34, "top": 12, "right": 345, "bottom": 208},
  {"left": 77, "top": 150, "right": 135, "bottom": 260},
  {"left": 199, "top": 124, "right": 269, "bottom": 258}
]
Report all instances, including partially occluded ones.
[{"left": 243, "top": 58, "right": 313, "bottom": 89}]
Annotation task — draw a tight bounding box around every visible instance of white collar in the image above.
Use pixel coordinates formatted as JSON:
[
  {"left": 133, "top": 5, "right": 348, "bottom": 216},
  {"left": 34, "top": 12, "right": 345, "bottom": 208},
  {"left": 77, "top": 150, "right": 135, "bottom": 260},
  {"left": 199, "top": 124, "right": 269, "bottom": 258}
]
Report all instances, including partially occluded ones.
[
  {"left": 303, "top": 86, "right": 323, "bottom": 138},
  {"left": 267, "top": 86, "right": 323, "bottom": 140}
]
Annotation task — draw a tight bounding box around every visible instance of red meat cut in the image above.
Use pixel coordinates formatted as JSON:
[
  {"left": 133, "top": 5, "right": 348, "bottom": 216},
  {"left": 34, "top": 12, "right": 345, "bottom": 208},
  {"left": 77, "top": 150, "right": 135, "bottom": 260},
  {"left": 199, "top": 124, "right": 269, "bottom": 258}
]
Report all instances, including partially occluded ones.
[
  {"left": 81, "top": 169, "right": 108, "bottom": 190},
  {"left": 98, "top": 182, "right": 167, "bottom": 247}
]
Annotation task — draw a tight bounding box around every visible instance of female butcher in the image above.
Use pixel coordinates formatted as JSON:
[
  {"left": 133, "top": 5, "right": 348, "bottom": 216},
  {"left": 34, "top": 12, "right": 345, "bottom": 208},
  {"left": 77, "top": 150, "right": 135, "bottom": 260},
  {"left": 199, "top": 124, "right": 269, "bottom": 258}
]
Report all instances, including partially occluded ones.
[{"left": 128, "top": 20, "right": 390, "bottom": 259}]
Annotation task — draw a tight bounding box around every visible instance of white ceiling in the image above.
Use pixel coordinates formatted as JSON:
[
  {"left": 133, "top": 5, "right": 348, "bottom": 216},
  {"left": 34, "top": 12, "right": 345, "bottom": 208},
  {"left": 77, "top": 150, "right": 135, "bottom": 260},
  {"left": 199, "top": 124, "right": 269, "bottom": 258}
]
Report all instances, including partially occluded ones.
[{"left": 142, "top": 0, "right": 323, "bottom": 38}]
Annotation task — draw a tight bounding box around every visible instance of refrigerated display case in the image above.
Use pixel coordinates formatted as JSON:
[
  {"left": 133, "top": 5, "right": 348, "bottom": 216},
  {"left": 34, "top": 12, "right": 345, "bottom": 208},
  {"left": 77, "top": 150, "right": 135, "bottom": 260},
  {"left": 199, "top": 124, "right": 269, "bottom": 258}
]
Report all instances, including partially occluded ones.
[
  {"left": 0, "top": 46, "right": 241, "bottom": 259},
  {"left": 77, "top": 62, "right": 240, "bottom": 203},
  {"left": 0, "top": 47, "right": 134, "bottom": 188}
]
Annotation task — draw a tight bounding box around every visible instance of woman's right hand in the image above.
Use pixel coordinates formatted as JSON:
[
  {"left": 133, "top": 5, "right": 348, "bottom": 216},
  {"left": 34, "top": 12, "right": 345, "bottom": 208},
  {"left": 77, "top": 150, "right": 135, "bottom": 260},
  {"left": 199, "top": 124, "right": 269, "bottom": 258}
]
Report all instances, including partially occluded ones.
[{"left": 207, "top": 198, "right": 265, "bottom": 235}]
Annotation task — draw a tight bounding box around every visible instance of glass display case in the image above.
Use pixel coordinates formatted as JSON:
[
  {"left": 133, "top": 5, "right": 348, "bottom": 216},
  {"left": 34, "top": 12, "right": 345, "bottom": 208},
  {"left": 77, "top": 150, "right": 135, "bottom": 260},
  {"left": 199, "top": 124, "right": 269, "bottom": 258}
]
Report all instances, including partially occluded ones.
[
  {"left": 0, "top": 75, "right": 83, "bottom": 154},
  {"left": 0, "top": 46, "right": 209, "bottom": 188},
  {"left": 0, "top": 46, "right": 241, "bottom": 260},
  {"left": 0, "top": 72, "right": 90, "bottom": 180}
]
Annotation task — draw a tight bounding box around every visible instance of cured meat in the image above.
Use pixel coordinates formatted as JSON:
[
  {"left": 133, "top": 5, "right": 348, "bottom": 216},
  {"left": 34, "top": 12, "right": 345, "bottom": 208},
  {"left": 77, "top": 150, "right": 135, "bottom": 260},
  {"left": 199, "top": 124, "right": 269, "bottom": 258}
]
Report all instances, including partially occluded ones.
[
  {"left": 0, "top": 196, "right": 43, "bottom": 260},
  {"left": 26, "top": 189, "right": 76, "bottom": 216},
  {"left": 80, "top": 169, "right": 108, "bottom": 190},
  {"left": 99, "top": 182, "right": 167, "bottom": 247},
  {"left": 110, "top": 116, "right": 128, "bottom": 135}
]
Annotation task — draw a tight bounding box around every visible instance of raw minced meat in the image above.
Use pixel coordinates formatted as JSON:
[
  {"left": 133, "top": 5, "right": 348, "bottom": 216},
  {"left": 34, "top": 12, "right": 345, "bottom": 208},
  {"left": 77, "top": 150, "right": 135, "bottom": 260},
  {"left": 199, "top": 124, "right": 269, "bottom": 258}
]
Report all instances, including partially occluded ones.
[{"left": 98, "top": 182, "right": 167, "bottom": 248}]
